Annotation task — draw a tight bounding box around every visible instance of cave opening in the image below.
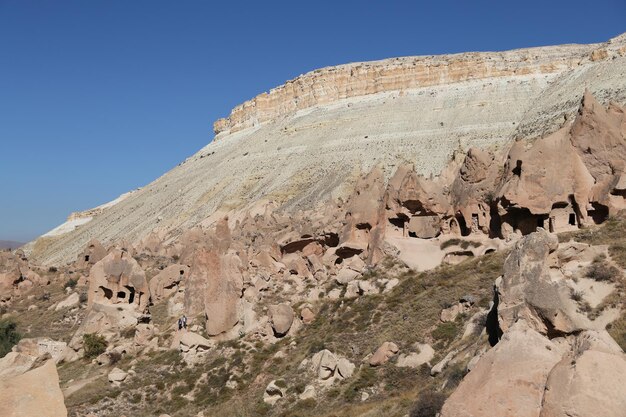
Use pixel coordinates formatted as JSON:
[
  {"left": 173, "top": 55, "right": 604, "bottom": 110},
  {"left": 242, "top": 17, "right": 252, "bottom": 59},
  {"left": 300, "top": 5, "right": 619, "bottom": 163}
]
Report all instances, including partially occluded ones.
[
  {"left": 124, "top": 286, "right": 135, "bottom": 304},
  {"left": 99, "top": 286, "right": 113, "bottom": 300}
]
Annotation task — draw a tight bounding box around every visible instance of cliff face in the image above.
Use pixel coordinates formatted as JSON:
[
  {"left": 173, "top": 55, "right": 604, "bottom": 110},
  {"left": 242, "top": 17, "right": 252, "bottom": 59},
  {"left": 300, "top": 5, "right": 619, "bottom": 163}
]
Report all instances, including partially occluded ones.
[{"left": 214, "top": 34, "right": 626, "bottom": 136}]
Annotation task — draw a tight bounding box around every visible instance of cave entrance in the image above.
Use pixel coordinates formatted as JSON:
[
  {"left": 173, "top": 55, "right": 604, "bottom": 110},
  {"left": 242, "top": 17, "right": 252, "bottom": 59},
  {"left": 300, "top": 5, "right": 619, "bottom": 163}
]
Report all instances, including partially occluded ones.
[
  {"left": 568, "top": 213, "right": 576, "bottom": 226},
  {"left": 512, "top": 160, "right": 522, "bottom": 177},
  {"left": 588, "top": 202, "right": 609, "bottom": 225},
  {"left": 124, "top": 286, "right": 136, "bottom": 304},
  {"left": 456, "top": 215, "right": 470, "bottom": 237},
  {"left": 99, "top": 286, "right": 113, "bottom": 300},
  {"left": 502, "top": 207, "right": 543, "bottom": 236},
  {"left": 489, "top": 203, "right": 502, "bottom": 238}
]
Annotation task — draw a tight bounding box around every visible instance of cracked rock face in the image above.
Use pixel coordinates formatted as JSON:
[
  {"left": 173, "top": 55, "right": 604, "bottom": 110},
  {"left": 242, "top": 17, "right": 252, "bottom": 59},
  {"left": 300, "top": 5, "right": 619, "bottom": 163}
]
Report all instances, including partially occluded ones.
[
  {"left": 441, "top": 230, "right": 626, "bottom": 417},
  {"left": 441, "top": 320, "right": 564, "bottom": 417},
  {"left": 496, "top": 230, "right": 589, "bottom": 335},
  {"left": 0, "top": 347, "right": 67, "bottom": 417}
]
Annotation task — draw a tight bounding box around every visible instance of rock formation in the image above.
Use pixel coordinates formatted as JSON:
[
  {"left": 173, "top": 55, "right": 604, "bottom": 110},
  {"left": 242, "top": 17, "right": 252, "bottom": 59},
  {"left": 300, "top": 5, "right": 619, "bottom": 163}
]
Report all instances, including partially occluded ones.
[
  {"left": 440, "top": 230, "right": 626, "bottom": 417},
  {"left": 213, "top": 36, "right": 626, "bottom": 136},
  {"left": 87, "top": 249, "right": 150, "bottom": 312},
  {"left": 0, "top": 342, "right": 67, "bottom": 417},
  {"left": 25, "top": 34, "right": 626, "bottom": 267}
]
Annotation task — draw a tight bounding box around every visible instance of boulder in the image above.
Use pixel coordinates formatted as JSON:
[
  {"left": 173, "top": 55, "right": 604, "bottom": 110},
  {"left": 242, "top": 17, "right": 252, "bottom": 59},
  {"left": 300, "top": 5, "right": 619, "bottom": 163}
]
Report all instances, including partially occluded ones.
[
  {"left": 369, "top": 341, "right": 399, "bottom": 366},
  {"left": 133, "top": 323, "right": 156, "bottom": 345},
  {"left": 108, "top": 367, "right": 128, "bottom": 385},
  {"left": 336, "top": 357, "right": 355, "bottom": 378},
  {"left": 55, "top": 292, "right": 79, "bottom": 311},
  {"left": 263, "top": 380, "right": 284, "bottom": 405},
  {"left": 300, "top": 306, "right": 315, "bottom": 324},
  {"left": 0, "top": 360, "right": 67, "bottom": 417},
  {"left": 179, "top": 332, "right": 214, "bottom": 353},
  {"left": 299, "top": 385, "right": 316, "bottom": 400},
  {"left": 430, "top": 349, "right": 458, "bottom": 376},
  {"left": 269, "top": 303, "right": 294, "bottom": 337},
  {"left": 311, "top": 349, "right": 338, "bottom": 380},
  {"left": 335, "top": 268, "right": 360, "bottom": 285},
  {"left": 396, "top": 344, "right": 435, "bottom": 368}
]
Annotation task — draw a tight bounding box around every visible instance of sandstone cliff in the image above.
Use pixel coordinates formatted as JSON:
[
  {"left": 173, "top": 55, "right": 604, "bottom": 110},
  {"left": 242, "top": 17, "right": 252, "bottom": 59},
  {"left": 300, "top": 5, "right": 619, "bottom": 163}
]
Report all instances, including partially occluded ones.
[{"left": 214, "top": 33, "right": 626, "bottom": 136}]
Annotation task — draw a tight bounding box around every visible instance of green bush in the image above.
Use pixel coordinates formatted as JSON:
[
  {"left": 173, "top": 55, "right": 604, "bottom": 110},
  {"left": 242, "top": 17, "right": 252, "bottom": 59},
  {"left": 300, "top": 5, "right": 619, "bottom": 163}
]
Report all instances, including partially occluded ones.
[
  {"left": 64, "top": 278, "right": 78, "bottom": 289},
  {"left": 432, "top": 322, "right": 460, "bottom": 343},
  {"left": 0, "top": 318, "right": 21, "bottom": 358},
  {"left": 409, "top": 390, "right": 447, "bottom": 417},
  {"left": 83, "top": 333, "right": 107, "bottom": 358}
]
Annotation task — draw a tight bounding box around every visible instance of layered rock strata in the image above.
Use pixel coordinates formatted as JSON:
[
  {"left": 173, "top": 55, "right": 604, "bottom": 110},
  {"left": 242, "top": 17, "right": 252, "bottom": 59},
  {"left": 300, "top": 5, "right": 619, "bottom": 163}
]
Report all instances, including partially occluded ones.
[{"left": 214, "top": 34, "right": 626, "bottom": 136}]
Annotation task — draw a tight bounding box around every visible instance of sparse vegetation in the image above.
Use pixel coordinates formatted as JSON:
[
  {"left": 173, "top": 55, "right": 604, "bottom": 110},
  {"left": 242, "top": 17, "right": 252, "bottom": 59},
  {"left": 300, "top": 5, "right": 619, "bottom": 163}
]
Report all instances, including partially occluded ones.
[
  {"left": 586, "top": 261, "right": 620, "bottom": 282},
  {"left": 0, "top": 318, "right": 21, "bottom": 358},
  {"left": 64, "top": 278, "right": 78, "bottom": 289},
  {"left": 570, "top": 289, "right": 585, "bottom": 302},
  {"left": 409, "top": 390, "right": 446, "bottom": 417},
  {"left": 83, "top": 333, "right": 107, "bottom": 358},
  {"left": 432, "top": 322, "right": 460, "bottom": 344},
  {"left": 607, "top": 311, "right": 626, "bottom": 351},
  {"left": 440, "top": 239, "right": 481, "bottom": 250}
]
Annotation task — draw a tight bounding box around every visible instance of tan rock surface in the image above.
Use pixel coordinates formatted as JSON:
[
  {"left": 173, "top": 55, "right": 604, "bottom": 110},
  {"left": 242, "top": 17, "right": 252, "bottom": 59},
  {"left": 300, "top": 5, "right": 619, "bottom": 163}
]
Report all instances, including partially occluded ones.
[
  {"left": 87, "top": 249, "right": 150, "bottom": 312},
  {"left": 268, "top": 303, "right": 294, "bottom": 337},
  {"left": 440, "top": 321, "right": 563, "bottom": 417},
  {"left": 540, "top": 349, "right": 626, "bottom": 417},
  {"left": 369, "top": 341, "right": 399, "bottom": 366},
  {"left": 0, "top": 360, "right": 67, "bottom": 417}
]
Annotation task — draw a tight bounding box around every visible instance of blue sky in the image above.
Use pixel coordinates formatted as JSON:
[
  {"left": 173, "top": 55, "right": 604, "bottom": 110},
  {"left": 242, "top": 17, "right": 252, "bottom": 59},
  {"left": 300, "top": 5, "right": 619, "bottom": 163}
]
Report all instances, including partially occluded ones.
[{"left": 1, "top": 0, "right": 625, "bottom": 242}]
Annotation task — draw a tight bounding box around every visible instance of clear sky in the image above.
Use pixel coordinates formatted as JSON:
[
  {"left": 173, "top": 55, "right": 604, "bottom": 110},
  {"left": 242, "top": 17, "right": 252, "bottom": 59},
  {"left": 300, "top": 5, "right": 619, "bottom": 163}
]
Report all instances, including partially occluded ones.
[{"left": 1, "top": 0, "right": 625, "bottom": 242}]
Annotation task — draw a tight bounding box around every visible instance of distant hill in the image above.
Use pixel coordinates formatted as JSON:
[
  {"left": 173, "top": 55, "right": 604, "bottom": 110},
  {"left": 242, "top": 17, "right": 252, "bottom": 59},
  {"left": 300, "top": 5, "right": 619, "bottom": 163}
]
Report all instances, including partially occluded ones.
[{"left": 0, "top": 240, "right": 24, "bottom": 250}]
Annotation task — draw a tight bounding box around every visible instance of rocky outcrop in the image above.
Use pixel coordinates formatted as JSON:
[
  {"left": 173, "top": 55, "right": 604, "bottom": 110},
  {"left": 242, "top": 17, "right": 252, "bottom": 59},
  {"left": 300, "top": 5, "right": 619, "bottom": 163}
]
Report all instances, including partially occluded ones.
[
  {"left": 0, "top": 343, "right": 67, "bottom": 417},
  {"left": 87, "top": 249, "right": 150, "bottom": 312},
  {"left": 0, "top": 251, "right": 47, "bottom": 305},
  {"left": 440, "top": 230, "right": 626, "bottom": 417},
  {"left": 369, "top": 341, "right": 399, "bottom": 366},
  {"left": 214, "top": 37, "right": 625, "bottom": 136},
  {"left": 149, "top": 264, "right": 189, "bottom": 301},
  {"left": 441, "top": 320, "right": 563, "bottom": 417},
  {"left": 183, "top": 218, "right": 246, "bottom": 337},
  {"left": 76, "top": 239, "right": 107, "bottom": 270}
]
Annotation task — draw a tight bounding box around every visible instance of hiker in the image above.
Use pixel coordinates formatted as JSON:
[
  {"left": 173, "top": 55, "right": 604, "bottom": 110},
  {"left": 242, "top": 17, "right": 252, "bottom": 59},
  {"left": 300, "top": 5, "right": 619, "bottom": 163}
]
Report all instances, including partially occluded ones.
[
  {"left": 182, "top": 315, "right": 188, "bottom": 329},
  {"left": 177, "top": 317, "right": 183, "bottom": 331}
]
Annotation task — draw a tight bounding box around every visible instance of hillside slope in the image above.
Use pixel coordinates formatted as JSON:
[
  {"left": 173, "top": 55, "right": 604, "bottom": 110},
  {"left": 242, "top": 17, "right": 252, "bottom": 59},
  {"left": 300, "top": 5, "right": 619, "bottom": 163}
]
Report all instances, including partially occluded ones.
[{"left": 27, "top": 33, "right": 626, "bottom": 266}]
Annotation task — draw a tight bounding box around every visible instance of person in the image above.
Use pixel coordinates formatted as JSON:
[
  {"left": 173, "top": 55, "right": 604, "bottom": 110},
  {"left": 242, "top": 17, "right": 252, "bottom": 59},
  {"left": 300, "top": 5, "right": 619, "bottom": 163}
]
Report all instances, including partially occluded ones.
[
  {"left": 182, "top": 315, "right": 188, "bottom": 329},
  {"left": 177, "top": 317, "right": 183, "bottom": 331}
]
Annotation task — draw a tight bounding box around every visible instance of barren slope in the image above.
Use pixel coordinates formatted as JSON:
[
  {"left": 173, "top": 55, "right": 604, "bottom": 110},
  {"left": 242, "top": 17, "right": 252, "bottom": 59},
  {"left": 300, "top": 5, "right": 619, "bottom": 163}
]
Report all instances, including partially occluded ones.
[{"left": 27, "top": 34, "right": 626, "bottom": 265}]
